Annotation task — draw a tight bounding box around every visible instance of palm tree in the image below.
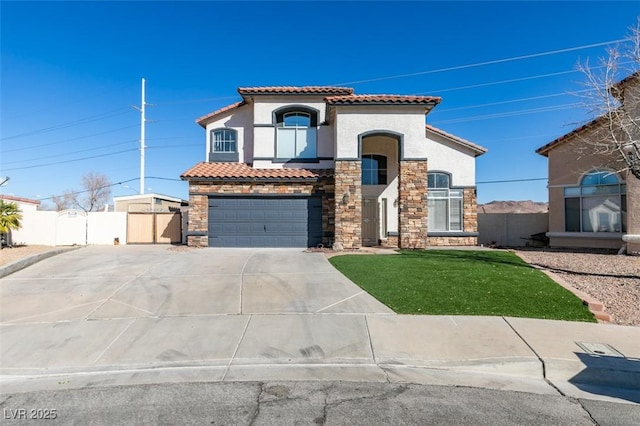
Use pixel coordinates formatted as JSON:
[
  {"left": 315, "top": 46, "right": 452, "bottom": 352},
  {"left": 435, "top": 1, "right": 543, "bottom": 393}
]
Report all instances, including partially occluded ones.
[{"left": 0, "top": 200, "right": 22, "bottom": 248}]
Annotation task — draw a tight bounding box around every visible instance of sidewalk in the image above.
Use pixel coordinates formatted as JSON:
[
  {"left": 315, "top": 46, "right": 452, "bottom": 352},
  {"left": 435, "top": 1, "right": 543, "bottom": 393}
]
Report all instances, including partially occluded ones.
[{"left": 2, "top": 313, "right": 639, "bottom": 404}]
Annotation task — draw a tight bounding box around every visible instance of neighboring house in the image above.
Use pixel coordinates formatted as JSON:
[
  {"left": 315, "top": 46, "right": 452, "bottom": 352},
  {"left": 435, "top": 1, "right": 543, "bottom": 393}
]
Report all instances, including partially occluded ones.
[
  {"left": 536, "top": 73, "right": 640, "bottom": 253},
  {"left": 0, "top": 195, "right": 40, "bottom": 246},
  {"left": 114, "top": 193, "right": 188, "bottom": 213},
  {"left": 181, "top": 86, "right": 487, "bottom": 248},
  {"left": 0, "top": 195, "right": 40, "bottom": 213}
]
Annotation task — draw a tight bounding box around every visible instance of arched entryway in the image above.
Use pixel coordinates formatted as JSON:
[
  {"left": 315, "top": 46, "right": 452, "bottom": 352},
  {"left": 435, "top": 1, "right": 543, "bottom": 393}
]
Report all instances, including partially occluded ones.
[{"left": 359, "top": 132, "right": 401, "bottom": 246}]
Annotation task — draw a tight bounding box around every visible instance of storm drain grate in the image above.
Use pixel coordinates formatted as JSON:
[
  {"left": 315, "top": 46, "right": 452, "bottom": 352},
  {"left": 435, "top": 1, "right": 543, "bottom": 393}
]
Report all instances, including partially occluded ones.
[{"left": 576, "top": 342, "right": 625, "bottom": 357}]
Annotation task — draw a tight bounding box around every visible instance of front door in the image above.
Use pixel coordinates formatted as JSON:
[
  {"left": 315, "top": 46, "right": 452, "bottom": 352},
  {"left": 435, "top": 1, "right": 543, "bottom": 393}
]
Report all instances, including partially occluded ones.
[{"left": 362, "top": 197, "right": 379, "bottom": 246}]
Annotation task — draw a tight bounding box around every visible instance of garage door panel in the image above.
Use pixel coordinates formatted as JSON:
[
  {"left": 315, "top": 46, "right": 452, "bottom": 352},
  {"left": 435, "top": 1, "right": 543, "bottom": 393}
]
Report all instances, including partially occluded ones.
[
  {"left": 209, "top": 222, "right": 266, "bottom": 235},
  {"left": 208, "top": 196, "right": 322, "bottom": 247},
  {"left": 265, "top": 222, "right": 308, "bottom": 233}
]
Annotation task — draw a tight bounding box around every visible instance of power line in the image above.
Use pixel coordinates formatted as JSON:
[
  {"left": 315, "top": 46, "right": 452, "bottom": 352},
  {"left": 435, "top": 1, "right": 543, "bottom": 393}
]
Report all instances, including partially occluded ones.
[
  {"left": 418, "top": 70, "right": 579, "bottom": 95},
  {"left": 36, "top": 175, "right": 185, "bottom": 201},
  {"left": 0, "top": 108, "right": 132, "bottom": 142},
  {"left": 37, "top": 178, "right": 141, "bottom": 202},
  {"left": 153, "top": 95, "right": 238, "bottom": 106},
  {"left": 435, "top": 90, "right": 590, "bottom": 113},
  {"left": 1, "top": 125, "right": 139, "bottom": 153},
  {"left": 332, "top": 39, "right": 626, "bottom": 86},
  {"left": 417, "top": 61, "right": 635, "bottom": 96},
  {"left": 2, "top": 140, "right": 137, "bottom": 165},
  {"left": 3, "top": 81, "right": 139, "bottom": 122},
  {"left": 147, "top": 144, "right": 200, "bottom": 150},
  {"left": 434, "top": 103, "right": 581, "bottom": 125},
  {"left": 2, "top": 148, "right": 138, "bottom": 172},
  {"left": 146, "top": 176, "right": 183, "bottom": 182}
]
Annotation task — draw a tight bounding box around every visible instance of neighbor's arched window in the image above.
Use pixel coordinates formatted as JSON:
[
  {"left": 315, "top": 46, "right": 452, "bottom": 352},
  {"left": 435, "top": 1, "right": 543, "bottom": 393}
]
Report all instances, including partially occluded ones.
[
  {"left": 564, "top": 170, "right": 626, "bottom": 232},
  {"left": 427, "top": 172, "right": 462, "bottom": 231}
]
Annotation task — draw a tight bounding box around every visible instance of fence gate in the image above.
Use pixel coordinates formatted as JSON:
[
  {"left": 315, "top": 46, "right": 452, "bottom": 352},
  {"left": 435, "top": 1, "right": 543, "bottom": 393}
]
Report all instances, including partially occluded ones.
[
  {"left": 127, "top": 212, "right": 181, "bottom": 244},
  {"left": 56, "top": 210, "right": 88, "bottom": 246}
]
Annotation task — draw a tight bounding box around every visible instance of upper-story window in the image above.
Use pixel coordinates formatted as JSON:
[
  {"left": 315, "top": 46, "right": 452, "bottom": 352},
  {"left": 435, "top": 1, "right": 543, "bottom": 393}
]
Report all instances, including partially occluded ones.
[
  {"left": 362, "top": 155, "right": 388, "bottom": 185},
  {"left": 428, "top": 172, "right": 462, "bottom": 231},
  {"left": 209, "top": 128, "right": 239, "bottom": 162},
  {"left": 212, "top": 129, "right": 237, "bottom": 153},
  {"left": 564, "top": 170, "right": 626, "bottom": 232},
  {"left": 275, "top": 108, "right": 317, "bottom": 159}
]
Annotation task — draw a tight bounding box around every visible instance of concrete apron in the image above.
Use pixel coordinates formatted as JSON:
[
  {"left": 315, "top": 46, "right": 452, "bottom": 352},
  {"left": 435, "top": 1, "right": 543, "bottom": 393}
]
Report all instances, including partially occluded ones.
[{"left": 0, "top": 247, "right": 639, "bottom": 404}]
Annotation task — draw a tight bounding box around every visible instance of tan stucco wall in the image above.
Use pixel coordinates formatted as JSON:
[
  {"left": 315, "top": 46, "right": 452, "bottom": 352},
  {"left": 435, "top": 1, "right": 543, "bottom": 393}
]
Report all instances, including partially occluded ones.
[
  {"left": 545, "top": 127, "right": 635, "bottom": 250},
  {"left": 625, "top": 169, "right": 640, "bottom": 254}
]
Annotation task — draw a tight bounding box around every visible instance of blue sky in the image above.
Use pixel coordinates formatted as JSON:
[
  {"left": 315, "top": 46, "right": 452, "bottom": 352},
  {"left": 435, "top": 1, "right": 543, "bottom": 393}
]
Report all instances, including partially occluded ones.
[{"left": 1, "top": 1, "right": 639, "bottom": 207}]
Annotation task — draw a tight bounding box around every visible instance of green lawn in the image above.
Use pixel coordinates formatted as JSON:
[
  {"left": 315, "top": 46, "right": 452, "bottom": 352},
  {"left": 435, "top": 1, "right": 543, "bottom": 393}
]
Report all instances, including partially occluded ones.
[{"left": 329, "top": 250, "right": 595, "bottom": 322}]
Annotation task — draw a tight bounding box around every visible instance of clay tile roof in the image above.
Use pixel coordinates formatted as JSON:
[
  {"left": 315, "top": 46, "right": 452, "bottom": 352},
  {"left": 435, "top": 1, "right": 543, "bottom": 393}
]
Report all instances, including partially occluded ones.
[
  {"left": 238, "top": 86, "right": 354, "bottom": 96},
  {"left": 535, "top": 115, "right": 606, "bottom": 157},
  {"left": 181, "top": 162, "right": 333, "bottom": 181},
  {"left": 0, "top": 195, "right": 41, "bottom": 205},
  {"left": 325, "top": 94, "right": 441, "bottom": 106},
  {"left": 425, "top": 124, "right": 487, "bottom": 156},
  {"left": 196, "top": 101, "right": 246, "bottom": 127}
]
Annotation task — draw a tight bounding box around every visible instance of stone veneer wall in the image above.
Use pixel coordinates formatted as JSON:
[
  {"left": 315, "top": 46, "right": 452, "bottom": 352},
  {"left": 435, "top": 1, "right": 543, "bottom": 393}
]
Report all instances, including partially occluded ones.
[
  {"left": 426, "top": 187, "right": 478, "bottom": 246},
  {"left": 385, "top": 235, "right": 399, "bottom": 247},
  {"left": 333, "top": 160, "right": 362, "bottom": 249},
  {"left": 398, "top": 160, "right": 428, "bottom": 249},
  {"left": 186, "top": 178, "right": 335, "bottom": 248}
]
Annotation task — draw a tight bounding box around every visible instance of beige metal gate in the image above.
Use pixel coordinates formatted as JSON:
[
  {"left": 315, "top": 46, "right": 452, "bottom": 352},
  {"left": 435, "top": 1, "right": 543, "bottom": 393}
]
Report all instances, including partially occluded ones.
[{"left": 127, "top": 212, "right": 181, "bottom": 244}]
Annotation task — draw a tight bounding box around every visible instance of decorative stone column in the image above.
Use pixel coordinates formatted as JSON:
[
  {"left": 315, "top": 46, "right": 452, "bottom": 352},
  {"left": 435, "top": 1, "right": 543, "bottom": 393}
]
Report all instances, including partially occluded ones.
[
  {"left": 187, "top": 193, "right": 208, "bottom": 247},
  {"left": 463, "top": 187, "right": 479, "bottom": 245},
  {"left": 398, "top": 160, "right": 428, "bottom": 249},
  {"left": 334, "top": 160, "right": 362, "bottom": 249}
]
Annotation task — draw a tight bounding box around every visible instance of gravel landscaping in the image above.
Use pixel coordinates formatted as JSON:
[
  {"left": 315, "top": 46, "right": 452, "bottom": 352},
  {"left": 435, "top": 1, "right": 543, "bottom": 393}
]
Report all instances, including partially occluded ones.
[
  {"left": 0, "top": 245, "right": 54, "bottom": 267},
  {"left": 514, "top": 249, "right": 640, "bottom": 326}
]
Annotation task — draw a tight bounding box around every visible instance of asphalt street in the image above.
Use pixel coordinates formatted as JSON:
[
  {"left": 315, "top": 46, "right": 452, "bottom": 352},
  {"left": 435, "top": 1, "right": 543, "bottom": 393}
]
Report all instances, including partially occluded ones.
[{"left": 3, "top": 381, "right": 640, "bottom": 425}]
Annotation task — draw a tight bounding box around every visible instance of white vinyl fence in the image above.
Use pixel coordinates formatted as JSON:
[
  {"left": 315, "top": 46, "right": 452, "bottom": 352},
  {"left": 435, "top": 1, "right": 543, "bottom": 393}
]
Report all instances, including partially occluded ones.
[{"left": 9, "top": 210, "right": 127, "bottom": 246}]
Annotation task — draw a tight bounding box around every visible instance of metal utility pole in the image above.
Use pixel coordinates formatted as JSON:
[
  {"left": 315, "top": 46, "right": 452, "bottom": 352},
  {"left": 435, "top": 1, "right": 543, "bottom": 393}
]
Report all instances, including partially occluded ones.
[{"left": 134, "top": 78, "right": 147, "bottom": 195}]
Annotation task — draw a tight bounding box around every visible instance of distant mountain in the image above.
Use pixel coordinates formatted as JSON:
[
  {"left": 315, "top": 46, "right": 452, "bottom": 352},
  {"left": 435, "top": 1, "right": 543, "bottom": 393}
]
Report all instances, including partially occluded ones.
[{"left": 478, "top": 200, "right": 548, "bottom": 213}]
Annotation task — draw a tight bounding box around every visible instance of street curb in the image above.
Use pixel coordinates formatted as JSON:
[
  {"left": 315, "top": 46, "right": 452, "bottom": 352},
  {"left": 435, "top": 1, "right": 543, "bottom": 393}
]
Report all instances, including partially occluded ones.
[
  {"left": 0, "top": 246, "right": 82, "bottom": 279},
  {"left": 513, "top": 251, "right": 612, "bottom": 322}
]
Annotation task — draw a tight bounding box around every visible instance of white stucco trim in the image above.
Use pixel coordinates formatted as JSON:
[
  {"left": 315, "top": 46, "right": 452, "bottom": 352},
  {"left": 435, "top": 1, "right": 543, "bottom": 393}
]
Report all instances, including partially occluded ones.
[{"left": 546, "top": 232, "right": 624, "bottom": 240}]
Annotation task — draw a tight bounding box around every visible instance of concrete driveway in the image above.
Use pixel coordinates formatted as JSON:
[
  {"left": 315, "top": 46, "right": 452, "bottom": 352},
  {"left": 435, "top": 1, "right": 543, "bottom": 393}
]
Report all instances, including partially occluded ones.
[
  {"left": 0, "top": 246, "right": 392, "bottom": 324},
  {"left": 2, "top": 245, "right": 640, "bottom": 406}
]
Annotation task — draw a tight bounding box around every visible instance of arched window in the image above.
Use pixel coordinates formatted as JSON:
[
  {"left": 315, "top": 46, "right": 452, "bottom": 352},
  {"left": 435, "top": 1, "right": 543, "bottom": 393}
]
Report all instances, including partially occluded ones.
[
  {"left": 282, "top": 112, "right": 311, "bottom": 127},
  {"left": 564, "top": 170, "right": 626, "bottom": 232},
  {"left": 362, "top": 154, "right": 388, "bottom": 185},
  {"left": 211, "top": 129, "right": 237, "bottom": 153},
  {"left": 208, "top": 128, "right": 239, "bottom": 162},
  {"left": 427, "top": 172, "right": 462, "bottom": 231},
  {"left": 275, "top": 107, "right": 317, "bottom": 159}
]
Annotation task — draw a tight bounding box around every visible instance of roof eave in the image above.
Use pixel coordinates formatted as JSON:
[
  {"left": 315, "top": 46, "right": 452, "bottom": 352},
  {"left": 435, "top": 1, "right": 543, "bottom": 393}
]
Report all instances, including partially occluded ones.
[
  {"left": 535, "top": 115, "right": 605, "bottom": 156},
  {"left": 425, "top": 125, "right": 487, "bottom": 156},
  {"left": 181, "top": 176, "right": 324, "bottom": 183},
  {"left": 195, "top": 101, "right": 245, "bottom": 128}
]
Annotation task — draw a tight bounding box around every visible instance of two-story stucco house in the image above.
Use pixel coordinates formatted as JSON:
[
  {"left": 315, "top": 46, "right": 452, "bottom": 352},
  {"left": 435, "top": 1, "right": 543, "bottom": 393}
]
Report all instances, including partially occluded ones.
[
  {"left": 181, "top": 86, "right": 486, "bottom": 248},
  {"left": 536, "top": 72, "right": 640, "bottom": 254}
]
